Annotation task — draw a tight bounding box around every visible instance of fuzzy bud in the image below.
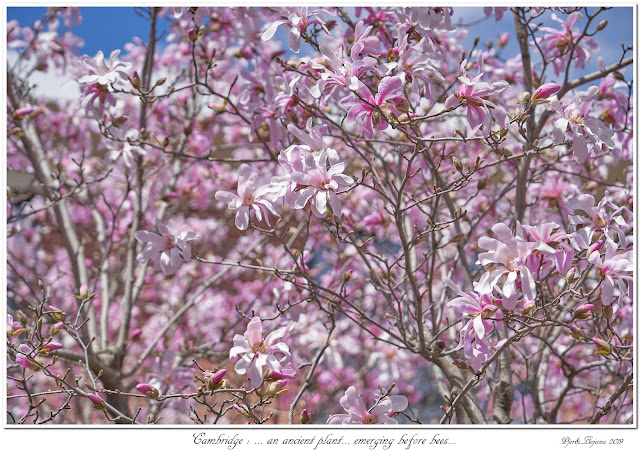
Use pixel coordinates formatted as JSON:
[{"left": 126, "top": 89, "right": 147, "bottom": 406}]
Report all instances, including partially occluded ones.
[
  {"left": 569, "top": 325, "right": 585, "bottom": 340},
  {"left": 301, "top": 408, "right": 311, "bottom": 424},
  {"left": 452, "top": 157, "right": 464, "bottom": 173},
  {"left": 565, "top": 267, "right": 577, "bottom": 283},
  {"left": 592, "top": 337, "right": 612, "bottom": 354},
  {"left": 602, "top": 304, "right": 614, "bottom": 320},
  {"left": 596, "top": 20, "right": 608, "bottom": 31}
]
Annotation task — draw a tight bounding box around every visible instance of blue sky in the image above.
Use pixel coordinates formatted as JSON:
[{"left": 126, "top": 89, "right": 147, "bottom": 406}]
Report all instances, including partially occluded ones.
[{"left": 7, "top": 6, "right": 633, "bottom": 82}]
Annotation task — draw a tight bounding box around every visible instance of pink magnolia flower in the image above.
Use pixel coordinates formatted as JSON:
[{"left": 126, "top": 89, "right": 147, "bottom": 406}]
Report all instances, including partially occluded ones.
[
  {"left": 229, "top": 317, "right": 294, "bottom": 390},
  {"left": 135, "top": 220, "right": 200, "bottom": 275},
  {"left": 445, "top": 278, "right": 505, "bottom": 370},
  {"left": 565, "top": 192, "right": 630, "bottom": 250},
  {"left": 549, "top": 86, "right": 615, "bottom": 162},
  {"left": 476, "top": 223, "right": 535, "bottom": 310},
  {"left": 346, "top": 75, "right": 405, "bottom": 138},
  {"left": 484, "top": 7, "right": 508, "bottom": 21},
  {"left": 7, "top": 314, "right": 25, "bottom": 341},
  {"left": 15, "top": 344, "right": 39, "bottom": 370},
  {"left": 536, "top": 12, "right": 599, "bottom": 76},
  {"left": 588, "top": 241, "right": 633, "bottom": 305},
  {"left": 326, "top": 386, "right": 408, "bottom": 425},
  {"left": 309, "top": 42, "right": 378, "bottom": 99},
  {"left": 290, "top": 149, "right": 354, "bottom": 218},
  {"left": 261, "top": 7, "right": 334, "bottom": 53},
  {"left": 106, "top": 129, "right": 147, "bottom": 168},
  {"left": 215, "top": 164, "right": 280, "bottom": 231},
  {"left": 78, "top": 49, "right": 131, "bottom": 86},
  {"left": 444, "top": 51, "right": 509, "bottom": 137},
  {"left": 521, "top": 222, "right": 574, "bottom": 276}
]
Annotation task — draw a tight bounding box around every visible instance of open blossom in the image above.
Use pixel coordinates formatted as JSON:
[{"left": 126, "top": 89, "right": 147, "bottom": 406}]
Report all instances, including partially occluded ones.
[
  {"left": 346, "top": 76, "right": 405, "bottom": 138},
  {"left": 327, "top": 386, "right": 408, "bottom": 425},
  {"left": 536, "top": 12, "right": 599, "bottom": 76},
  {"left": 229, "top": 317, "right": 294, "bottom": 390},
  {"left": 521, "top": 222, "right": 574, "bottom": 276},
  {"left": 588, "top": 241, "right": 633, "bottom": 305},
  {"left": 215, "top": 164, "right": 279, "bottom": 231},
  {"left": 290, "top": 149, "right": 354, "bottom": 218},
  {"left": 309, "top": 41, "right": 379, "bottom": 98},
  {"left": 565, "top": 192, "right": 631, "bottom": 250},
  {"left": 445, "top": 278, "right": 504, "bottom": 371},
  {"left": 106, "top": 129, "right": 146, "bottom": 168},
  {"left": 135, "top": 220, "right": 200, "bottom": 275},
  {"left": 444, "top": 51, "right": 509, "bottom": 137},
  {"left": 78, "top": 49, "right": 131, "bottom": 86},
  {"left": 476, "top": 223, "right": 536, "bottom": 310},
  {"left": 261, "top": 7, "right": 334, "bottom": 53},
  {"left": 549, "top": 86, "right": 615, "bottom": 163}
]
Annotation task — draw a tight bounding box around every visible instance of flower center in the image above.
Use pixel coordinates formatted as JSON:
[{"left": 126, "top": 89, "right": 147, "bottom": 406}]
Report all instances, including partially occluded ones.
[
  {"left": 365, "top": 414, "right": 378, "bottom": 424},
  {"left": 594, "top": 216, "right": 608, "bottom": 228},
  {"left": 508, "top": 256, "right": 523, "bottom": 272},
  {"left": 164, "top": 234, "right": 176, "bottom": 248},
  {"left": 569, "top": 113, "right": 584, "bottom": 125},
  {"left": 253, "top": 341, "right": 268, "bottom": 354}
]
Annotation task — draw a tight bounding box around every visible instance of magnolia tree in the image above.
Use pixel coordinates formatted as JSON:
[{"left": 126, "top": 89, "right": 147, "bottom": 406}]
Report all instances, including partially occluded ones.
[{"left": 6, "top": 6, "right": 634, "bottom": 425}]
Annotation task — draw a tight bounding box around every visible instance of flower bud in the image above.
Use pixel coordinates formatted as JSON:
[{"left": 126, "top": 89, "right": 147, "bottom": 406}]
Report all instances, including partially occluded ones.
[
  {"left": 497, "top": 32, "right": 509, "bottom": 48},
  {"left": 136, "top": 383, "right": 160, "bottom": 399},
  {"left": 572, "top": 304, "right": 594, "bottom": 321},
  {"left": 130, "top": 328, "right": 142, "bottom": 340},
  {"left": 40, "top": 342, "right": 63, "bottom": 354},
  {"left": 78, "top": 284, "right": 89, "bottom": 299},
  {"left": 87, "top": 393, "right": 106, "bottom": 409},
  {"left": 452, "top": 157, "right": 464, "bottom": 173},
  {"left": 301, "top": 408, "right": 311, "bottom": 424},
  {"left": 592, "top": 337, "right": 612, "bottom": 354},
  {"left": 596, "top": 20, "right": 608, "bottom": 31},
  {"left": 587, "top": 240, "right": 603, "bottom": 258},
  {"left": 155, "top": 77, "right": 166, "bottom": 86},
  {"left": 13, "top": 107, "right": 35, "bottom": 120},
  {"left": 532, "top": 83, "right": 561, "bottom": 101},
  {"left": 202, "top": 369, "right": 227, "bottom": 391},
  {"left": 16, "top": 310, "right": 28, "bottom": 326},
  {"left": 565, "top": 267, "right": 577, "bottom": 283},
  {"left": 569, "top": 325, "right": 585, "bottom": 340},
  {"left": 129, "top": 71, "right": 141, "bottom": 89},
  {"left": 602, "top": 304, "right": 614, "bottom": 320}
]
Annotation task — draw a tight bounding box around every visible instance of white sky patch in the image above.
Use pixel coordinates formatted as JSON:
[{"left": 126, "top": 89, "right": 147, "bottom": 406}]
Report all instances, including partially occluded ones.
[{"left": 7, "top": 49, "right": 81, "bottom": 101}]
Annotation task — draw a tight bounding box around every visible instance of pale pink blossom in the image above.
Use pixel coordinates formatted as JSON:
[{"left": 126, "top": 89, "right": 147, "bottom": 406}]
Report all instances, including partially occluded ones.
[
  {"left": 135, "top": 220, "right": 200, "bottom": 275},
  {"left": 229, "top": 317, "right": 294, "bottom": 389},
  {"left": 444, "top": 51, "right": 509, "bottom": 137},
  {"left": 346, "top": 76, "right": 405, "bottom": 138},
  {"left": 326, "top": 386, "right": 408, "bottom": 424},
  {"left": 215, "top": 164, "right": 280, "bottom": 231},
  {"left": 476, "top": 223, "right": 535, "bottom": 310},
  {"left": 78, "top": 50, "right": 131, "bottom": 86}
]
